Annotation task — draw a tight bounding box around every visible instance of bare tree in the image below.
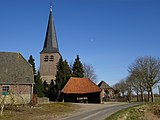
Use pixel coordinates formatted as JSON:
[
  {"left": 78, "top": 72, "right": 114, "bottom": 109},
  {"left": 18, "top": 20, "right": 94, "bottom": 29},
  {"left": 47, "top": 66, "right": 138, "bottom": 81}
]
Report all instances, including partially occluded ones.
[
  {"left": 0, "top": 95, "right": 6, "bottom": 116},
  {"left": 83, "top": 63, "right": 98, "bottom": 83},
  {"left": 128, "top": 56, "right": 160, "bottom": 102},
  {"left": 128, "top": 70, "right": 146, "bottom": 102},
  {"left": 113, "top": 79, "right": 127, "bottom": 98},
  {"left": 112, "top": 83, "right": 121, "bottom": 98},
  {"left": 119, "top": 79, "right": 127, "bottom": 97},
  {"left": 128, "top": 75, "right": 140, "bottom": 101},
  {"left": 125, "top": 77, "right": 133, "bottom": 102}
]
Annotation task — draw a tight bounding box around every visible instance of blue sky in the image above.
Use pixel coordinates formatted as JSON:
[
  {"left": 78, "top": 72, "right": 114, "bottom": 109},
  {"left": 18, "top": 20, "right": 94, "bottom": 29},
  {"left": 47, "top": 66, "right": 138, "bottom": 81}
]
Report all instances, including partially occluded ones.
[{"left": 0, "top": 0, "right": 160, "bottom": 87}]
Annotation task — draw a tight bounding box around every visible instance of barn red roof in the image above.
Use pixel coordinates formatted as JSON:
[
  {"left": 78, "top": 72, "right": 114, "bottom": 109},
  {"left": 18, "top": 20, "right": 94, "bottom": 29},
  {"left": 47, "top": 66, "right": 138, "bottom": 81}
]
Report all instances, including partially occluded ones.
[{"left": 61, "top": 77, "right": 101, "bottom": 94}]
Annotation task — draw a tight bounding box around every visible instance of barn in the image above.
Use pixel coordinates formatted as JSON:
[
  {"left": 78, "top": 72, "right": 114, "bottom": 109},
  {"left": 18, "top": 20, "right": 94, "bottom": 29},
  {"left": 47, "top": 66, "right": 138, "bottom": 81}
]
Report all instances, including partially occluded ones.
[
  {"left": 61, "top": 77, "right": 102, "bottom": 103},
  {"left": 0, "top": 52, "right": 34, "bottom": 104},
  {"left": 98, "top": 81, "right": 115, "bottom": 99}
]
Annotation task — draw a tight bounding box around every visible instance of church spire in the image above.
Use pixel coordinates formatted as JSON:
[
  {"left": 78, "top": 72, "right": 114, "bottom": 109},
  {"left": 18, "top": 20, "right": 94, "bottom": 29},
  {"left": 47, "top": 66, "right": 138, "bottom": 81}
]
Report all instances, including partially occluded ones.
[{"left": 41, "top": 6, "right": 59, "bottom": 53}]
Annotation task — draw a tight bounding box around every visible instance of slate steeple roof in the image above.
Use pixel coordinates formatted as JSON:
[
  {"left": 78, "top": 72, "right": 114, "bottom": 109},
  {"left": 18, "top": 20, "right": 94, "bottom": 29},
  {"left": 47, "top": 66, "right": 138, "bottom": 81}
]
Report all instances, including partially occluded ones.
[{"left": 41, "top": 6, "right": 59, "bottom": 53}]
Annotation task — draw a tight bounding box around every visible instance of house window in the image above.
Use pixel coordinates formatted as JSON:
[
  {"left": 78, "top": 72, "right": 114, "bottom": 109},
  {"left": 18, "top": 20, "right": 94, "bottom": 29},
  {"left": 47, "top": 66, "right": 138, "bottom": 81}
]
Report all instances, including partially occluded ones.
[
  {"left": 2, "top": 86, "right": 9, "bottom": 95},
  {"left": 50, "top": 55, "right": 54, "bottom": 62},
  {"left": 44, "top": 55, "right": 49, "bottom": 62}
]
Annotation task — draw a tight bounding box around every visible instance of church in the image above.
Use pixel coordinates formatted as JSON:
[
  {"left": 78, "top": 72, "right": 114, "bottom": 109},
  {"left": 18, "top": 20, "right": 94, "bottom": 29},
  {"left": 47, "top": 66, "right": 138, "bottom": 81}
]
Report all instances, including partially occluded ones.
[{"left": 39, "top": 7, "right": 61, "bottom": 83}]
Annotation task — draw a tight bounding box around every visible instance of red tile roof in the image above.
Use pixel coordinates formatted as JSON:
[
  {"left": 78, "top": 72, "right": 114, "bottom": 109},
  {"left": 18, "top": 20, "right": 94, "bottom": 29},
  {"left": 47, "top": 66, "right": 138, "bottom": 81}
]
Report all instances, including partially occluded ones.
[{"left": 61, "top": 77, "right": 101, "bottom": 94}]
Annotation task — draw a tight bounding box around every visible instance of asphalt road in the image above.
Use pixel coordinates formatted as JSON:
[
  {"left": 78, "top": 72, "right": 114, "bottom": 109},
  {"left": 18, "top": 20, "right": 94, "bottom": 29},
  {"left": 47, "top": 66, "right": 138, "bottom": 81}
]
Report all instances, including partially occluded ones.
[{"left": 60, "top": 102, "right": 142, "bottom": 120}]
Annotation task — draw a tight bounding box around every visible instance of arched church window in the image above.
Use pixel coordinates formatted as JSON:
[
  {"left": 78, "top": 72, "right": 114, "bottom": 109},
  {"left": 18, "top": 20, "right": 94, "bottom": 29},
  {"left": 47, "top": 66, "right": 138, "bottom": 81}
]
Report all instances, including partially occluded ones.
[
  {"left": 44, "top": 55, "right": 49, "bottom": 62},
  {"left": 50, "top": 55, "right": 54, "bottom": 61}
]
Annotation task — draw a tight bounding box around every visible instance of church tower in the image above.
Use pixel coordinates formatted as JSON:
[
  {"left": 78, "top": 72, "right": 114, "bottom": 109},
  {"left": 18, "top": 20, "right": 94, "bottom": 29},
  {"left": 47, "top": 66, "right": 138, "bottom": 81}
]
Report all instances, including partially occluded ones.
[{"left": 40, "top": 6, "right": 61, "bottom": 83}]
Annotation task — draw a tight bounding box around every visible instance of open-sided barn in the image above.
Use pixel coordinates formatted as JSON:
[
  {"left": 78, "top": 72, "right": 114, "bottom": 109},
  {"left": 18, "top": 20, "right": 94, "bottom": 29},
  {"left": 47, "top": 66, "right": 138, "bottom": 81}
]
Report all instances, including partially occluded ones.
[{"left": 61, "top": 77, "right": 102, "bottom": 103}]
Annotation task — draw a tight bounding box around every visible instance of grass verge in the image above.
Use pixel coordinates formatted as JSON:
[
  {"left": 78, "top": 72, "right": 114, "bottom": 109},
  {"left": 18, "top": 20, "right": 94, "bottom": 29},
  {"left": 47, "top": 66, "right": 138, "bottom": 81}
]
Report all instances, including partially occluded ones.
[
  {"left": 0, "top": 102, "right": 79, "bottom": 120},
  {"left": 106, "top": 104, "right": 142, "bottom": 120},
  {"left": 106, "top": 101, "right": 160, "bottom": 120}
]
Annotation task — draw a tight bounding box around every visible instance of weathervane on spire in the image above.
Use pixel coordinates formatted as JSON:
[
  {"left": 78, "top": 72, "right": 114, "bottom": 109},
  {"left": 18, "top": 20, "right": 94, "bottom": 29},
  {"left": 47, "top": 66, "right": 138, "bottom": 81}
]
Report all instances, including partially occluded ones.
[{"left": 49, "top": 0, "right": 54, "bottom": 11}]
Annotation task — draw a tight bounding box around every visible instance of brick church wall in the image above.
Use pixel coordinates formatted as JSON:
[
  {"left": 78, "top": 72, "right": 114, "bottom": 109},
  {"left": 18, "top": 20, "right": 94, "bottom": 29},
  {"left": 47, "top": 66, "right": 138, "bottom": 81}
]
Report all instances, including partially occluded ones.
[{"left": 40, "top": 52, "right": 61, "bottom": 83}]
